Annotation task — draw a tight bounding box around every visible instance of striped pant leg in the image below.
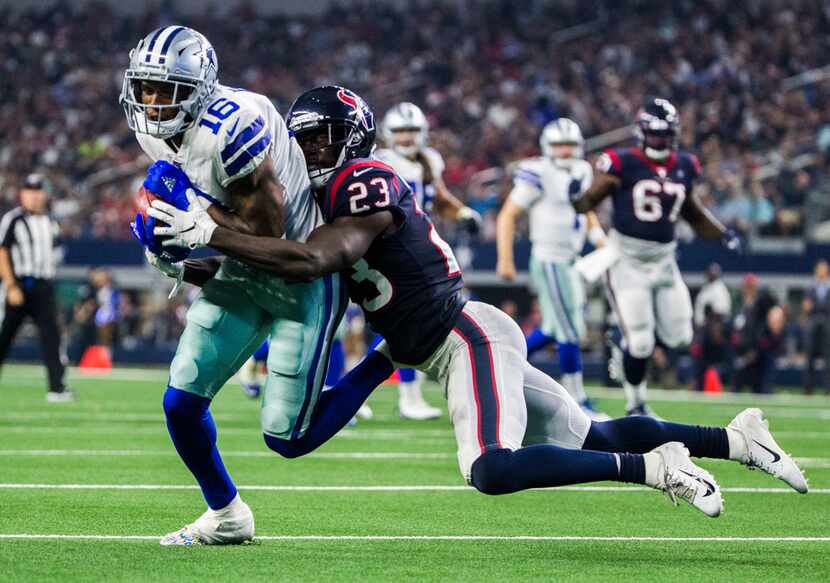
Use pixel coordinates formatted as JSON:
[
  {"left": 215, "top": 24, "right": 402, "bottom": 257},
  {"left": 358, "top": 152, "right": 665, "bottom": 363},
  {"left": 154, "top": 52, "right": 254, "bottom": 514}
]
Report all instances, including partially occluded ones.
[
  {"left": 604, "top": 257, "right": 656, "bottom": 359},
  {"left": 443, "top": 301, "right": 528, "bottom": 482},
  {"left": 261, "top": 272, "right": 349, "bottom": 440},
  {"left": 654, "top": 261, "right": 694, "bottom": 348},
  {"left": 530, "top": 257, "right": 585, "bottom": 343}
]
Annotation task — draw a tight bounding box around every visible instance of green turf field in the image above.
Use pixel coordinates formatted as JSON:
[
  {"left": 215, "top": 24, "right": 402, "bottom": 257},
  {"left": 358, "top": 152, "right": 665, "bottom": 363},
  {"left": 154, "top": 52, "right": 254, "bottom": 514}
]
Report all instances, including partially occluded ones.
[{"left": 1, "top": 364, "right": 828, "bottom": 582}]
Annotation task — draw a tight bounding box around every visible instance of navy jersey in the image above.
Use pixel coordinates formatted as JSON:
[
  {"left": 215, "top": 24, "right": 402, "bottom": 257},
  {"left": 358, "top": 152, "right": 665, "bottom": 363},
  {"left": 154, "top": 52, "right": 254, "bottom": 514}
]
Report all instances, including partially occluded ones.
[
  {"left": 320, "top": 158, "right": 466, "bottom": 365},
  {"left": 596, "top": 147, "right": 701, "bottom": 244}
]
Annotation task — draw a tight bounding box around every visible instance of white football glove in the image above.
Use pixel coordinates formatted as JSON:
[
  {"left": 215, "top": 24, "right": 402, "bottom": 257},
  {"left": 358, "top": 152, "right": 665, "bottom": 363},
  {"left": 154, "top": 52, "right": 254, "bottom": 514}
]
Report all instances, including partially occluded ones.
[
  {"left": 145, "top": 249, "right": 184, "bottom": 299},
  {"left": 148, "top": 188, "right": 218, "bottom": 250}
]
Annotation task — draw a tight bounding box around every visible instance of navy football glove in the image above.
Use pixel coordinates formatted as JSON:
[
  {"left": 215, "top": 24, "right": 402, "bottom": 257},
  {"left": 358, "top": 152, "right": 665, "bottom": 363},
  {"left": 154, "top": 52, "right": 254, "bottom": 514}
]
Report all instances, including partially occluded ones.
[
  {"left": 457, "top": 206, "right": 482, "bottom": 236},
  {"left": 723, "top": 229, "right": 743, "bottom": 253},
  {"left": 143, "top": 160, "right": 196, "bottom": 211}
]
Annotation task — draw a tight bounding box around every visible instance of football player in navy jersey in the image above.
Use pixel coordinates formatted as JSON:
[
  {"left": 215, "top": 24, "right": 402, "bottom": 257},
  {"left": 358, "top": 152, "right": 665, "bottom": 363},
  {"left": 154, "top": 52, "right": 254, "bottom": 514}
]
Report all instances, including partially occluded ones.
[
  {"left": 149, "top": 87, "right": 807, "bottom": 516},
  {"left": 572, "top": 98, "right": 741, "bottom": 417}
]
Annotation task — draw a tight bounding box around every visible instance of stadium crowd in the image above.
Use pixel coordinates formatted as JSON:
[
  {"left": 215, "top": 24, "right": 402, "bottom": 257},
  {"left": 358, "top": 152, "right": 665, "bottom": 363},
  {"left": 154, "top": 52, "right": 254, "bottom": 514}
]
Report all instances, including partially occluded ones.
[
  {"left": 1, "top": 0, "right": 829, "bottom": 240},
  {"left": 2, "top": 0, "right": 830, "bottom": 391}
]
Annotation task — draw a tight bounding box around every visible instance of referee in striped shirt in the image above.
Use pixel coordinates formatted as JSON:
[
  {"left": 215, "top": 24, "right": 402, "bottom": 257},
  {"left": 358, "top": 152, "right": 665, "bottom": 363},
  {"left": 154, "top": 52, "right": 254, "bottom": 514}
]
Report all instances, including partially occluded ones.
[{"left": 0, "top": 174, "right": 71, "bottom": 401}]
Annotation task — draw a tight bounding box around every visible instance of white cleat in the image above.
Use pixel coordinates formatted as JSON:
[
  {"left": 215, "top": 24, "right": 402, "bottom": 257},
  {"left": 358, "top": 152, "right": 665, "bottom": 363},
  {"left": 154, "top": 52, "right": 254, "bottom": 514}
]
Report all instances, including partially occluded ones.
[
  {"left": 46, "top": 390, "right": 75, "bottom": 403},
  {"left": 160, "top": 495, "right": 254, "bottom": 546},
  {"left": 399, "top": 399, "right": 442, "bottom": 420},
  {"left": 728, "top": 408, "right": 808, "bottom": 494},
  {"left": 580, "top": 400, "right": 611, "bottom": 421},
  {"left": 626, "top": 403, "right": 662, "bottom": 420},
  {"left": 648, "top": 442, "right": 723, "bottom": 517},
  {"left": 356, "top": 403, "right": 374, "bottom": 420}
]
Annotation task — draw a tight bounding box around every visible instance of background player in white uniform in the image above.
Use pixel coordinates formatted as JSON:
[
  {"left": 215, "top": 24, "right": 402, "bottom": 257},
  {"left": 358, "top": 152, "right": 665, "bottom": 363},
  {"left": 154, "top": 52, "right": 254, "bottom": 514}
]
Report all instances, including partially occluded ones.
[
  {"left": 572, "top": 98, "right": 740, "bottom": 416},
  {"left": 374, "top": 102, "right": 482, "bottom": 420},
  {"left": 496, "top": 119, "right": 608, "bottom": 420},
  {"left": 121, "top": 26, "right": 347, "bottom": 545}
]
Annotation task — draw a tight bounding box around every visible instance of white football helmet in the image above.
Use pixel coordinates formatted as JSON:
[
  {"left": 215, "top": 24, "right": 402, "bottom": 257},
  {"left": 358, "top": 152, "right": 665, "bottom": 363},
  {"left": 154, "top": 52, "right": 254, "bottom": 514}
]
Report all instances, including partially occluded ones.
[
  {"left": 540, "top": 118, "right": 584, "bottom": 168},
  {"left": 120, "top": 26, "right": 219, "bottom": 139},
  {"left": 382, "top": 102, "right": 428, "bottom": 157}
]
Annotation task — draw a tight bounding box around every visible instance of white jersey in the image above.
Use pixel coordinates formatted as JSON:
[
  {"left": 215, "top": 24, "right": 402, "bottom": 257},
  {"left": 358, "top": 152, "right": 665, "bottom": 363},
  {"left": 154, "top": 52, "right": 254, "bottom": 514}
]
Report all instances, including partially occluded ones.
[
  {"left": 135, "top": 84, "right": 320, "bottom": 242},
  {"left": 509, "top": 157, "right": 593, "bottom": 263},
  {"left": 375, "top": 146, "right": 445, "bottom": 214}
]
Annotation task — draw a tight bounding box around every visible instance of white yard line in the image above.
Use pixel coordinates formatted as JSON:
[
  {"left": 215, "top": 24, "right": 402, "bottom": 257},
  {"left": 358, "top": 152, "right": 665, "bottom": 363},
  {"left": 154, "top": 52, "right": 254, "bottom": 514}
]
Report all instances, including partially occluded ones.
[
  {"left": 0, "top": 483, "right": 827, "bottom": 494},
  {"left": 7, "top": 364, "right": 830, "bottom": 406},
  {"left": 0, "top": 533, "right": 827, "bottom": 543}
]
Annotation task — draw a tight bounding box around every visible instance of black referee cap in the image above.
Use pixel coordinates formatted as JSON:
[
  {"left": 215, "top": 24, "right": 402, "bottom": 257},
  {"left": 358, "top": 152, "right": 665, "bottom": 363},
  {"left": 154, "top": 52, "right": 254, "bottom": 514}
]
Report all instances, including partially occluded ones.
[{"left": 23, "top": 173, "right": 46, "bottom": 190}]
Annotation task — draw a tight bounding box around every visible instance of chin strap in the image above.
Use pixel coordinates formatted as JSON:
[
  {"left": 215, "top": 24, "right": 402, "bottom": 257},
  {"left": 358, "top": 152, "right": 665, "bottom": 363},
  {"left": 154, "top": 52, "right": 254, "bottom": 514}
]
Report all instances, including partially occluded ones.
[{"left": 644, "top": 147, "right": 671, "bottom": 161}]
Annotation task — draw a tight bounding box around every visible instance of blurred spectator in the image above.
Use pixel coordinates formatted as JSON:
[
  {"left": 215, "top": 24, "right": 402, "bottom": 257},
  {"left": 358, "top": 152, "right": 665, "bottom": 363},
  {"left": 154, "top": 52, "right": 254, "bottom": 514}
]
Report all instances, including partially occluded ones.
[
  {"left": 0, "top": 1, "right": 828, "bottom": 240},
  {"left": 692, "top": 264, "right": 733, "bottom": 391},
  {"left": 69, "top": 268, "right": 100, "bottom": 362},
  {"left": 732, "top": 274, "right": 781, "bottom": 393},
  {"left": 803, "top": 259, "right": 830, "bottom": 394},
  {"left": 92, "top": 268, "right": 120, "bottom": 348},
  {"left": 694, "top": 263, "right": 731, "bottom": 328}
]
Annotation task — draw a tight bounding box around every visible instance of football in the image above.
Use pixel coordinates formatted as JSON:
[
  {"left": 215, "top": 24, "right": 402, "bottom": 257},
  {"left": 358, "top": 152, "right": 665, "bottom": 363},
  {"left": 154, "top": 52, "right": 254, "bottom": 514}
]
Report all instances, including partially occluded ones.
[{"left": 135, "top": 185, "right": 191, "bottom": 262}]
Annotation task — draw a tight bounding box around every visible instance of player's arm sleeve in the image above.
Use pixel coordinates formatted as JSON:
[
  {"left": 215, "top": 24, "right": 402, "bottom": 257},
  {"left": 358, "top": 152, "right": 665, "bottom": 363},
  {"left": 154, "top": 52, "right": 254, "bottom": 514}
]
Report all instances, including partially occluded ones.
[
  {"left": 509, "top": 164, "right": 543, "bottom": 209},
  {"left": 214, "top": 108, "right": 273, "bottom": 188},
  {"left": 425, "top": 148, "right": 446, "bottom": 177},
  {"left": 571, "top": 151, "right": 618, "bottom": 213}
]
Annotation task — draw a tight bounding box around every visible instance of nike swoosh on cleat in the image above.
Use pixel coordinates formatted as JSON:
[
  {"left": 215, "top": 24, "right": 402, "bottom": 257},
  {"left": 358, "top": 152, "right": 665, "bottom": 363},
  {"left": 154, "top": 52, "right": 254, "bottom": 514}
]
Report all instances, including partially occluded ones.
[
  {"left": 678, "top": 469, "right": 716, "bottom": 497},
  {"left": 753, "top": 440, "right": 782, "bottom": 463},
  {"left": 353, "top": 167, "right": 373, "bottom": 177}
]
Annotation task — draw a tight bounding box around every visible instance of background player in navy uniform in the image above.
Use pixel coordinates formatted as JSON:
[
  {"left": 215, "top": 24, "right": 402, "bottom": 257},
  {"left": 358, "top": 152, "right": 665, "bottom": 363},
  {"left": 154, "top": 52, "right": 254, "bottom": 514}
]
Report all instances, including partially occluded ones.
[
  {"left": 572, "top": 98, "right": 741, "bottom": 417},
  {"left": 151, "top": 86, "right": 806, "bottom": 518}
]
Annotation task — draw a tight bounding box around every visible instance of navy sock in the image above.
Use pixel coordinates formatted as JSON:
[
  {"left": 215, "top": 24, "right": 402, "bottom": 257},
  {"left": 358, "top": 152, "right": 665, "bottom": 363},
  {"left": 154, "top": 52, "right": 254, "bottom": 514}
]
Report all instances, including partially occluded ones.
[
  {"left": 163, "top": 387, "right": 237, "bottom": 510},
  {"left": 526, "top": 328, "right": 556, "bottom": 356},
  {"left": 265, "top": 350, "right": 394, "bottom": 458},
  {"left": 584, "top": 417, "right": 730, "bottom": 459},
  {"left": 623, "top": 352, "right": 648, "bottom": 385},
  {"left": 469, "top": 445, "right": 644, "bottom": 495},
  {"left": 324, "top": 339, "right": 345, "bottom": 386}
]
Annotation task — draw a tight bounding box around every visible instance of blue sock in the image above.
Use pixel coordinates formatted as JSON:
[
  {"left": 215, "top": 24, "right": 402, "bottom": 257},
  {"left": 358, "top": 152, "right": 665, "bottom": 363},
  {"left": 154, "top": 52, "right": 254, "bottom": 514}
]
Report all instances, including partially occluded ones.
[
  {"left": 526, "top": 328, "right": 555, "bottom": 356},
  {"left": 470, "top": 446, "right": 644, "bottom": 495},
  {"left": 162, "top": 387, "right": 237, "bottom": 510},
  {"left": 399, "top": 367, "right": 416, "bottom": 383},
  {"left": 558, "top": 342, "right": 582, "bottom": 374},
  {"left": 264, "top": 350, "right": 394, "bottom": 458},
  {"left": 325, "top": 339, "right": 345, "bottom": 386},
  {"left": 584, "top": 417, "right": 730, "bottom": 459},
  {"left": 252, "top": 339, "right": 269, "bottom": 362}
]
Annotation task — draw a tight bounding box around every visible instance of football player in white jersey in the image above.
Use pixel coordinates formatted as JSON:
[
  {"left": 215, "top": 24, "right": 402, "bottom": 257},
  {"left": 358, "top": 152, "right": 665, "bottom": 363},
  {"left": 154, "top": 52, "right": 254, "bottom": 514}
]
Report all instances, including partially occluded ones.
[
  {"left": 120, "top": 26, "right": 356, "bottom": 545},
  {"left": 374, "top": 102, "right": 482, "bottom": 420},
  {"left": 496, "top": 118, "right": 609, "bottom": 420}
]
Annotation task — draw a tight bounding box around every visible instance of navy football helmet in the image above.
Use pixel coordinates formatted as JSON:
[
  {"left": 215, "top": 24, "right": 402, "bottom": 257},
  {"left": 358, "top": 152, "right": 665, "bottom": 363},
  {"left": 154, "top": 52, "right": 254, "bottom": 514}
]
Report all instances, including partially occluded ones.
[
  {"left": 286, "top": 86, "right": 376, "bottom": 188},
  {"left": 635, "top": 98, "right": 680, "bottom": 161}
]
